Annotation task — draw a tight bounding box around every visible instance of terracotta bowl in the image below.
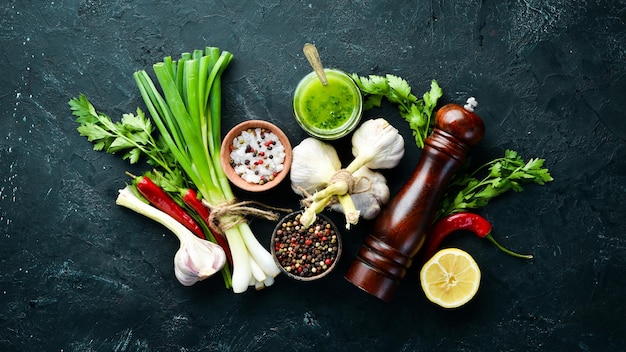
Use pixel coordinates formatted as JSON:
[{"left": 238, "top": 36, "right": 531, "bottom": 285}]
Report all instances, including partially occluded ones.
[
  {"left": 271, "top": 211, "right": 343, "bottom": 281},
  {"left": 220, "top": 120, "right": 292, "bottom": 192}
]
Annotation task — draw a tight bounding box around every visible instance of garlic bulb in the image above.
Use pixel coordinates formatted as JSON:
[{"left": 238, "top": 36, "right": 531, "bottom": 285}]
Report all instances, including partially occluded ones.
[
  {"left": 116, "top": 186, "right": 226, "bottom": 286},
  {"left": 290, "top": 118, "right": 404, "bottom": 229},
  {"left": 330, "top": 167, "right": 390, "bottom": 220},
  {"left": 290, "top": 137, "right": 341, "bottom": 196},
  {"left": 348, "top": 118, "right": 405, "bottom": 172},
  {"left": 173, "top": 231, "right": 227, "bottom": 286}
]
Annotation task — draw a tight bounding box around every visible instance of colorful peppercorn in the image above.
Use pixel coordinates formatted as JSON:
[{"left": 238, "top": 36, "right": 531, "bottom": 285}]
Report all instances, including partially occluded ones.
[{"left": 271, "top": 212, "right": 342, "bottom": 281}]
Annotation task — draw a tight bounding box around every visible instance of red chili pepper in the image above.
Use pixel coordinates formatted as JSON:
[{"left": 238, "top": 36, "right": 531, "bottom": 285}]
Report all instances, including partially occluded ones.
[
  {"left": 134, "top": 175, "right": 206, "bottom": 240},
  {"left": 181, "top": 188, "right": 233, "bottom": 265},
  {"left": 422, "top": 212, "right": 533, "bottom": 262}
]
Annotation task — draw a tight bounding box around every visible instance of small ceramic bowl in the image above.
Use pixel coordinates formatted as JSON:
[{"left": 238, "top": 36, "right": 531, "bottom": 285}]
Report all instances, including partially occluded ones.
[
  {"left": 220, "top": 120, "right": 292, "bottom": 192},
  {"left": 271, "top": 211, "right": 342, "bottom": 281}
]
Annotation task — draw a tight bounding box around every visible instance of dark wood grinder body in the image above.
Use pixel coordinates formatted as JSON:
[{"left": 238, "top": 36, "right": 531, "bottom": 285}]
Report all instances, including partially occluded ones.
[{"left": 344, "top": 102, "right": 485, "bottom": 302}]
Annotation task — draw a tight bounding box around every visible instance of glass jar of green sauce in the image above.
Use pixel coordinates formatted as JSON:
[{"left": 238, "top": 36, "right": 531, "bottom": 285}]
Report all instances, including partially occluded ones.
[{"left": 293, "top": 68, "right": 363, "bottom": 140}]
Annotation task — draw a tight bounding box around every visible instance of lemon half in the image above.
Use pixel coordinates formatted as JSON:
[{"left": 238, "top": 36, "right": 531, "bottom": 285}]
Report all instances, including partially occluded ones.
[{"left": 420, "top": 248, "right": 481, "bottom": 308}]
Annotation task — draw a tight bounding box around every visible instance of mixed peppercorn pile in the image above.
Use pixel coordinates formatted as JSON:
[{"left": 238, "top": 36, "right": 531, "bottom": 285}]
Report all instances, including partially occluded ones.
[{"left": 272, "top": 213, "right": 340, "bottom": 279}]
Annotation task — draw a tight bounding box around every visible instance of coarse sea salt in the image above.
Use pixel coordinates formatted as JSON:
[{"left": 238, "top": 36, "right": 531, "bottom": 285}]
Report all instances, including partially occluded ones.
[{"left": 228, "top": 128, "right": 286, "bottom": 185}]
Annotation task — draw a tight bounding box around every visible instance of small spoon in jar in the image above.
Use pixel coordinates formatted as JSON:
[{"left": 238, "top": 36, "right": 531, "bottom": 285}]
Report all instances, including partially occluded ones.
[{"left": 303, "top": 43, "right": 328, "bottom": 86}]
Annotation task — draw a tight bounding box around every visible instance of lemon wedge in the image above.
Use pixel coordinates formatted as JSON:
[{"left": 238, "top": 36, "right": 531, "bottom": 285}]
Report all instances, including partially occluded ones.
[{"left": 420, "top": 248, "right": 481, "bottom": 308}]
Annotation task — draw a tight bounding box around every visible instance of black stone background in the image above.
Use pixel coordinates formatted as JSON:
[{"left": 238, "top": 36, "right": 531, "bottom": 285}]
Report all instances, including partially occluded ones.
[{"left": 1, "top": 1, "right": 625, "bottom": 351}]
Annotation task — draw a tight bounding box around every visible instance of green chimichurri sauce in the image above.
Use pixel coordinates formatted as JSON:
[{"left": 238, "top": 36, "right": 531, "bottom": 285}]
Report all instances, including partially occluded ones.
[{"left": 296, "top": 73, "right": 359, "bottom": 131}]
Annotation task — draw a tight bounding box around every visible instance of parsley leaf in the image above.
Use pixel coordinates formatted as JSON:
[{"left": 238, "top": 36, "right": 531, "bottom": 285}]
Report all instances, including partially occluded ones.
[
  {"left": 351, "top": 74, "right": 442, "bottom": 148},
  {"left": 436, "top": 149, "right": 554, "bottom": 219},
  {"left": 69, "top": 94, "right": 178, "bottom": 175}
]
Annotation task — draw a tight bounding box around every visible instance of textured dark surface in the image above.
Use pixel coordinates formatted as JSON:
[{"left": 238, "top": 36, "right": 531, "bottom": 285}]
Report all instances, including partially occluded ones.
[{"left": 1, "top": 1, "right": 625, "bottom": 351}]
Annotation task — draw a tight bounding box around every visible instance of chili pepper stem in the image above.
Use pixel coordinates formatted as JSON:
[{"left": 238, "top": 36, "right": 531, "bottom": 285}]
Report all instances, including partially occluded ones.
[{"left": 484, "top": 233, "right": 533, "bottom": 259}]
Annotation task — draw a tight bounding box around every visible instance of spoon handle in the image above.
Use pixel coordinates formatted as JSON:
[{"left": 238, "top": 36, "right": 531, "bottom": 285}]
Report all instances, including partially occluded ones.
[{"left": 303, "top": 43, "right": 328, "bottom": 85}]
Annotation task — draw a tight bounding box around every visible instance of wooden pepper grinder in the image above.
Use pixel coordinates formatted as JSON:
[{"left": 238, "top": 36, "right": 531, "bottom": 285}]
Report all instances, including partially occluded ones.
[{"left": 345, "top": 98, "right": 485, "bottom": 302}]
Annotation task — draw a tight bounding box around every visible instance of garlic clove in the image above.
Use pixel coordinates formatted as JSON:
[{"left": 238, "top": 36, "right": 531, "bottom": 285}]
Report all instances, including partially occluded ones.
[
  {"left": 174, "top": 233, "right": 227, "bottom": 286},
  {"left": 365, "top": 170, "right": 390, "bottom": 205}
]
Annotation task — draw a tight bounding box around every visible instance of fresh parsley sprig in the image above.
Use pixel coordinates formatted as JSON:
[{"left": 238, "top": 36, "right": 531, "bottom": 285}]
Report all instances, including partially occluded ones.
[
  {"left": 351, "top": 74, "right": 442, "bottom": 148},
  {"left": 69, "top": 94, "right": 183, "bottom": 188},
  {"left": 436, "top": 149, "right": 554, "bottom": 219}
]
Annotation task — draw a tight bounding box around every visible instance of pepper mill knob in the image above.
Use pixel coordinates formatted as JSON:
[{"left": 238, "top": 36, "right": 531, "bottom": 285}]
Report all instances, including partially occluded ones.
[
  {"left": 344, "top": 99, "right": 485, "bottom": 302},
  {"left": 436, "top": 97, "right": 484, "bottom": 147}
]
